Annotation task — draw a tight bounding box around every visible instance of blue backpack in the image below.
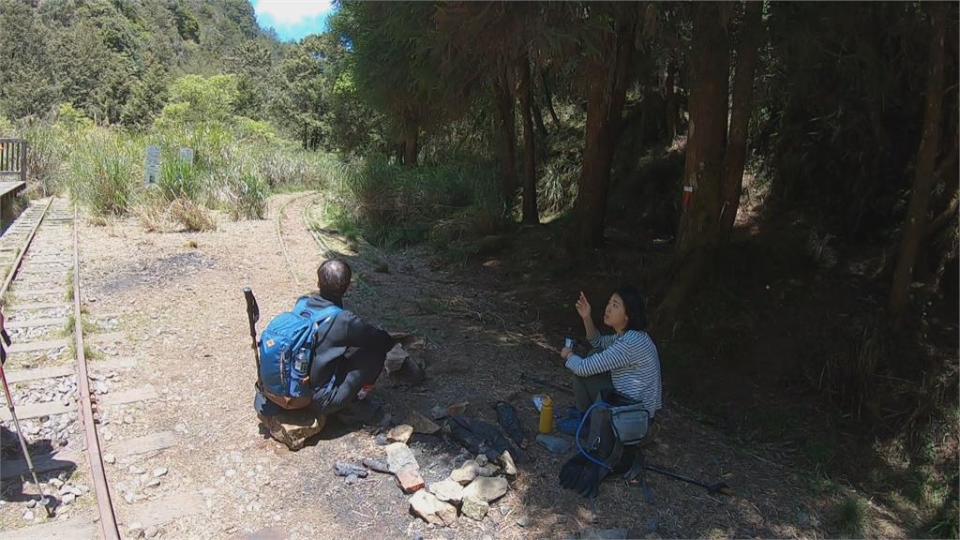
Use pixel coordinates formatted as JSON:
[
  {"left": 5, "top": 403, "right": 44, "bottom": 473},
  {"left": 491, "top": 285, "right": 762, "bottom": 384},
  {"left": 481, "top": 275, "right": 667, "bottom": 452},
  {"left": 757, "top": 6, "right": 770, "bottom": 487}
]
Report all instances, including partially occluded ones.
[{"left": 258, "top": 297, "right": 341, "bottom": 409}]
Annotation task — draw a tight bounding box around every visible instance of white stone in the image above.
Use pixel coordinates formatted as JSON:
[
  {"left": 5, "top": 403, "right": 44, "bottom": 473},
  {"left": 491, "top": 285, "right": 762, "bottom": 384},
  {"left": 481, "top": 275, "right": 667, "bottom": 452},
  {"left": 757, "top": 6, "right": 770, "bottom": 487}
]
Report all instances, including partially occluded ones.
[{"left": 462, "top": 477, "right": 508, "bottom": 503}]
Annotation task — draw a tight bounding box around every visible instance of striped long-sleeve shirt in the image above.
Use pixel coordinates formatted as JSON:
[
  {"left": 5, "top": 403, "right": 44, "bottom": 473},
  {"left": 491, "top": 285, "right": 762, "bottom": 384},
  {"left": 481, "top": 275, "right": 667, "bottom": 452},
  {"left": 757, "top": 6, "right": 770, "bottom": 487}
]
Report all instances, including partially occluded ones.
[{"left": 565, "top": 330, "right": 662, "bottom": 417}]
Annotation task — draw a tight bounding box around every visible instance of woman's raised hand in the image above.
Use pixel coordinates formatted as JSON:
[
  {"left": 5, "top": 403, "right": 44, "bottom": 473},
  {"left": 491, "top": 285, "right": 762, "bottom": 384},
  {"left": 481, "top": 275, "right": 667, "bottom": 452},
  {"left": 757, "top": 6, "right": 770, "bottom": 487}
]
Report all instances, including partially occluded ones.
[{"left": 575, "top": 291, "right": 591, "bottom": 320}]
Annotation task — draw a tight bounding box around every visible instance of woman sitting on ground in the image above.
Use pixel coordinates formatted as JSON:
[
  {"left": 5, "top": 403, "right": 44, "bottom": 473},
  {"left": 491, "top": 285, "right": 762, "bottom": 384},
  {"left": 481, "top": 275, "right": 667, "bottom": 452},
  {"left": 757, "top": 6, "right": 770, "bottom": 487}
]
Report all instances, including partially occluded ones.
[{"left": 559, "top": 286, "right": 662, "bottom": 419}]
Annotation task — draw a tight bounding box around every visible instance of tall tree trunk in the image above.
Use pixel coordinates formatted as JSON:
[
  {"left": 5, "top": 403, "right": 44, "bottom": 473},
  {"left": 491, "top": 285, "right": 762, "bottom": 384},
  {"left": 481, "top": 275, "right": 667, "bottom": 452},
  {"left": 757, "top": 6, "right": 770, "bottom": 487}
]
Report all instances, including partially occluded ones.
[
  {"left": 541, "top": 69, "right": 562, "bottom": 128},
  {"left": 888, "top": 2, "right": 948, "bottom": 319},
  {"left": 403, "top": 124, "right": 418, "bottom": 168},
  {"left": 570, "top": 12, "right": 637, "bottom": 251},
  {"left": 658, "top": 3, "right": 730, "bottom": 319},
  {"left": 518, "top": 53, "right": 539, "bottom": 225},
  {"left": 719, "top": 1, "right": 763, "bottom": 234},
  {"left": 493, "top": 68, "right": 518, "bottom": 208},
  {"left": 664, "top": 58, "right": 677, "bottom": 140}
]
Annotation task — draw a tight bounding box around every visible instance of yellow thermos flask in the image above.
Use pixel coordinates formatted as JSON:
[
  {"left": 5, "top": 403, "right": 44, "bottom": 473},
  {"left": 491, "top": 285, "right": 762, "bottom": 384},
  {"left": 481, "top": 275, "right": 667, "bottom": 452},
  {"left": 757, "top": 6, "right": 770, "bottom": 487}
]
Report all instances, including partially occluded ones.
[{"left": 539, "top": 395, "right": 554, "bottom": 434}]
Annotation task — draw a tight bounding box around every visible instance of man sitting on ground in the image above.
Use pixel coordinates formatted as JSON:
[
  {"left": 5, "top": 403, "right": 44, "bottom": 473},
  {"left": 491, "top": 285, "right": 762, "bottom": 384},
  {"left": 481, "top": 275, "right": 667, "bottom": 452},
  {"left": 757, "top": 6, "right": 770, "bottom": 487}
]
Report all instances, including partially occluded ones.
[{"left": 254, "top": 259, "right": 394, "bottom": 425}]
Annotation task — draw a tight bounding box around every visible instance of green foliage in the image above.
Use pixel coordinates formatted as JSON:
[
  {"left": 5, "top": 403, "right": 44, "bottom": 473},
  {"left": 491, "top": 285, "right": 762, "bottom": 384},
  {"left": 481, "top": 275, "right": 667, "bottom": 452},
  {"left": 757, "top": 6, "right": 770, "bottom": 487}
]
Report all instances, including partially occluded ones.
[
  {"left": 831, "top": 496, "right": 868, "bottom": 538},
  {"left": 326, "top": 156, "right": 505, "bottom": 247},
  {"left": 158, "top": 75, "right": 239, "bottom": 127},
  {"left": 68, "top": 128, "right": 139, "bottom": 217}
]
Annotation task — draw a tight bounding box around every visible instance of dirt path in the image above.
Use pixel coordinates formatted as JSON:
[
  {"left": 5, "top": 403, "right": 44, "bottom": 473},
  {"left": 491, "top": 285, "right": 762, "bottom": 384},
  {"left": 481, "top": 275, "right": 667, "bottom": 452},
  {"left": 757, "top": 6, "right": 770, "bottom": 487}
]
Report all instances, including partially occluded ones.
[{"left": 65, "top": 191, "right": 902, "bottom": 539}]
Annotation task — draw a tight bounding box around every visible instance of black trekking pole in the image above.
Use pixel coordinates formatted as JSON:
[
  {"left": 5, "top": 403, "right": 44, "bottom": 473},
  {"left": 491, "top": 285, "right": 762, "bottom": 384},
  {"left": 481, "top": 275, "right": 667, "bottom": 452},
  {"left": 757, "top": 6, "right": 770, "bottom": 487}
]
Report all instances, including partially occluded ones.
[
  {"left": 644, "top": 462, "right": 732, "bottom": 496},
  {"left": 0, "top": 310, "right": 54, "bottom": 515},
  {"left": 243, "top": 288, "right": 262, "bottom": 387}
]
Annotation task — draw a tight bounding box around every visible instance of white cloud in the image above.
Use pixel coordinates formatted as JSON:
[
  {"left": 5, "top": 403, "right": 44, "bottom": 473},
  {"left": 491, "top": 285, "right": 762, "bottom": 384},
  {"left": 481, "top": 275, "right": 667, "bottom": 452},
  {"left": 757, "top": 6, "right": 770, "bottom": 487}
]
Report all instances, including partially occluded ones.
[{"left": 253, "top": 0, "right": 334, "bottom": 26}]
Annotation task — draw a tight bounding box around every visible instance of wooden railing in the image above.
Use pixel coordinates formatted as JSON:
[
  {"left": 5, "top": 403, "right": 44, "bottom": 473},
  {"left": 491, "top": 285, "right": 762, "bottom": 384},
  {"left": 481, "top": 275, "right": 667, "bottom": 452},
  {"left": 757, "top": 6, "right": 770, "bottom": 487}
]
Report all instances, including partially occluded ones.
[{"left": 0, "top": 139, "right": 28, "bottom": 183}]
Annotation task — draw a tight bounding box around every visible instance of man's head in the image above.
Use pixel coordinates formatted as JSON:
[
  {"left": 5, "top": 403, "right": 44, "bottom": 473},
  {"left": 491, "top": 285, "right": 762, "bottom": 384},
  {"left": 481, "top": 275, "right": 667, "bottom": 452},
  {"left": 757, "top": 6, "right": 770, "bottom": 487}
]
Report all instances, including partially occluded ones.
[{"left": 317, "top": 259, "right": 352, "bottom": 302}]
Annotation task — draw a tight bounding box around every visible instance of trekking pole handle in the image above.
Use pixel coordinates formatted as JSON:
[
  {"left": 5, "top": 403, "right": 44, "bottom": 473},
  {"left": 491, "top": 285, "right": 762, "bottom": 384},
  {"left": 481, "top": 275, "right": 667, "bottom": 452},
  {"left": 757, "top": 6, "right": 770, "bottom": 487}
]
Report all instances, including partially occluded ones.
[{"left": 243, "top": 287, "right": 261, "bottom": 368}]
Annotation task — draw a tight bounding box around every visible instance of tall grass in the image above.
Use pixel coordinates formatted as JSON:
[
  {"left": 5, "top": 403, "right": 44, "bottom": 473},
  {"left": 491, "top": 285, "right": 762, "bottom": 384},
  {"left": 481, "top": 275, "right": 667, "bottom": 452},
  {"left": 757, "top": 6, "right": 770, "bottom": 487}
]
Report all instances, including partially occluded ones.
[
  {"left": 12, "top": 109, "right": 334, "bottom": 226},
  {"left": 324, "top": 156, "right": 506, "bottom": 248},
  {"left": 68, "top": 129, "right": 139, "bottom": 216}
]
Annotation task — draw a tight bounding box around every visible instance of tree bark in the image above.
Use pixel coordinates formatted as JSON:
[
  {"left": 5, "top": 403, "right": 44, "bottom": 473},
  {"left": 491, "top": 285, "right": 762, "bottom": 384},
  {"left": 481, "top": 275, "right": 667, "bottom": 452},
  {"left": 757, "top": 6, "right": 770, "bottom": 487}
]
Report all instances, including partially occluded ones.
[
  {"left": 719, "top": 1, "right": 763, "bottom": 234},
  {"left": 541, "top": 69, "right": 561, "bottom": 129},
  {"left": 570, "top": 11, "right": 638, "bottom": 252},
  {"left": 889, "top": 3, "right": 948, "bottom": 318},
  {"left": 673, "top": 3, "right": 729, "bottom": 259},
  {"left": 664, "top": 58, "right": 677, "bottom": 140},
  {"left": 493, "top": 68, "right": 518, "bottom": 208},
  {"left": 658, "top": 3, "right": 730, "bottom": 319},
  {"left": 518, "top": 52, "right": 539, "bottom": 225}
]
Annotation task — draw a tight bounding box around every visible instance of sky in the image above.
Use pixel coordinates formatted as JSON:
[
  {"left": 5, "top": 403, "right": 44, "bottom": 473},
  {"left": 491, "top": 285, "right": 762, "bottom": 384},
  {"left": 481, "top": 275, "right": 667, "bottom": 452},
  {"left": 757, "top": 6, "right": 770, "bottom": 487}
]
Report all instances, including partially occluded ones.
[{"left": 251, "top": 0, "right": 336, "bottom": 42}]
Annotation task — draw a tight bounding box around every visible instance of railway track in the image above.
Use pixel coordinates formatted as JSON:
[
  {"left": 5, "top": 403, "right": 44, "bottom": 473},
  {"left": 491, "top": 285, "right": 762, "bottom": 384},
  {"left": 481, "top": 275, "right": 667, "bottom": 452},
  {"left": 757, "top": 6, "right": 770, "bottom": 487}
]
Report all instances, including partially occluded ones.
[{"left": 0, "top": 199, "right": 191, "bottom": 539}]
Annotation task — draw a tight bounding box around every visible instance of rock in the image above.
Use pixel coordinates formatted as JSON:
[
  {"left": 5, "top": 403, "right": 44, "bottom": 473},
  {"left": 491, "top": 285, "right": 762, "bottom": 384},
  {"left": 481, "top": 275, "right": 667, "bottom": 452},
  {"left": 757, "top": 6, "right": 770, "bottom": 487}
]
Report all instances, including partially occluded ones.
[
  {"left": 384, "top": 343, "right": 409, "bottom": 373},
  {"left": 388, "top": 424, "right": 414, "bottom": 444},
  {"left": 450, "top": 461, "right": 479, "bottom": 485},
  {"left": 127, "top": 523, "right": 145, "bottom": 538},
  {"left": 152, "top": 467, "right": 168, "bottom": 478},
  {"left": 124, "top": 415, "right": 134, "bottom": 425},
  {"left": 345, "top": 474, "right": 359, "bottom": 485},
  {"left": 536, "top": 434, "right": 572, "bottom": 454},
  {"left": 475, "top": 454, "right": 489, "bottom": 466},
  {"left": 409, "top": 490, "right": 457, "bottom": 526},
  {"left": 258, "top": 410, "right": 326, "bottom": 451},
  {"left": 49, "top": 478, "right": 64, "bottom": 488},
  {"left": 447, "top": 401, "right": 469, "bottom": 417},
  {"left": 59, "top": 485, "right": 74, "bottom": 496},
  {"left": 461, "top": 496, "right": 489, "bottom": 521},
  {"left": 61, "top": 493, "right": 76, "bottom": 505},
  {"left": 334, "top": 462, "right": 368, "bottom": 478},
  {"left": 396, "top": 467, "right": 426, "bottom": 494},
  {"left": 124, "top": 492, "right": 136, "bottom": 504},
  {"left": 25, "top": 499, "right": 36, "bottom": 509},
  {"left": 145, "top": 478, "right": 161, "bottom": 488},
  {"left": 462, "top": 477, "right": 508, "bottom": 503},
  {"left": 144, "top": 525, "right": 159, "bottom": 538},
  {"left": 499, "top": 451, "right": 517, "bottom": 477},
  {"left": 129, "top": 465, "right": 145, "bottom": 475},
  {"left": 577, "top": 506, "right": 598, "bottom": 524},
  {"left": 429, "top": 405, "right": 447, "bottom": 420},
  {"left": 408, "top": 412, "right": 441, "bottom": 435},
  {"left": 361, "top": 458, "right": 391, "bottom": 474},
  {"left": 375, "top": 434, "right": 389, "bottom": 446},
  {"left": 477, "top": 464, "right": 500, "bottom": 477},
  {"left": 428, "top": 479, "right": 464, "bottom": 504},
  {"left": 516, "top": 514, "right": 531, "bottom": 528},
  {"left": 23, "top": 509, "right": 34, "bottom": 521},
  {"left": 385, "top": 443, "right": 419, "bottom": 474},
  {"left": 103, "top": 453, "right": 116, "bottom": 464}
]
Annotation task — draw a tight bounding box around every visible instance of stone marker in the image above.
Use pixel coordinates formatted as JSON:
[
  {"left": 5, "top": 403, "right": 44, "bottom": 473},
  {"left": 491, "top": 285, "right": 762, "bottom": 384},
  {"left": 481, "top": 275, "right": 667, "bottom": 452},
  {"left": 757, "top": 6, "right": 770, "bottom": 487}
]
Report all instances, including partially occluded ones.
[
  {"left": 499, "top": 450, "right": 517, "bottom": 477},
  {"left": 450, "top": 461, "right": 479, "bottom": 485},
  {"left": 258, "top": 411, "right": 326, "bottom": 451},
  {"left": 477, "top": 463, "right": 500, "bottom": 477},
  {"left": 384, "top": 443, "right": 419, "bottom": 473},
  {"left": 395, "top": 467, "right": 425, "bottom": 494},
  {"left": 447, "top": 401, "right": 469, "bottom": 417},
  {"left": 462, "top": 477, "right": 508, "bottom": 503},
  {"left": 409, "top": 490, "right": 457, "bottom": 526},
  {"left": 387, "top": 424, "right": 414, "bottom": 443},
  {"left": 408, "top": 411, "right": 441, "bottom": 434},
  {"left": 428, "top": 479, "right": 463, "bottom": 504},
  {"left": 461, "top": 496, "right": 489, "bottom": 521}
]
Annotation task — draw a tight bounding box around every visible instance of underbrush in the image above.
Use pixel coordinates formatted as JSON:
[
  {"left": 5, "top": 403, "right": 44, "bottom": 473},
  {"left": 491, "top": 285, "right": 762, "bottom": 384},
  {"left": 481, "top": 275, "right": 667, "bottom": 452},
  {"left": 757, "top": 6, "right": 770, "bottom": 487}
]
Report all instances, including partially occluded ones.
[{"left": 323, "top": 156, "right": 508, "bottom": 250}]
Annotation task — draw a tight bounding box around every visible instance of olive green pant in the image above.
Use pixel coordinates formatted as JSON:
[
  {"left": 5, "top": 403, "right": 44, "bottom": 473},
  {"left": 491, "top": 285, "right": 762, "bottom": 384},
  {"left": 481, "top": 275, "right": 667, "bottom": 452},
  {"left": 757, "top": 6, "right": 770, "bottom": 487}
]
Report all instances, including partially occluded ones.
[{"left": 572, "top": 372, "right": 616, "bottom": 412}]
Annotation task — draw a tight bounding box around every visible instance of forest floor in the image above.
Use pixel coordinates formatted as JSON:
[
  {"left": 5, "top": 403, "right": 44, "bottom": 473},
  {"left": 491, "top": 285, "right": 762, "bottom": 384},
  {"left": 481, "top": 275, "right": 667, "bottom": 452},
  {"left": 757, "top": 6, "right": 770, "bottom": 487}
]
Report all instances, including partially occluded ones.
[{"left": 0, "top": 191, "right": 929, "bottom": 538}]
